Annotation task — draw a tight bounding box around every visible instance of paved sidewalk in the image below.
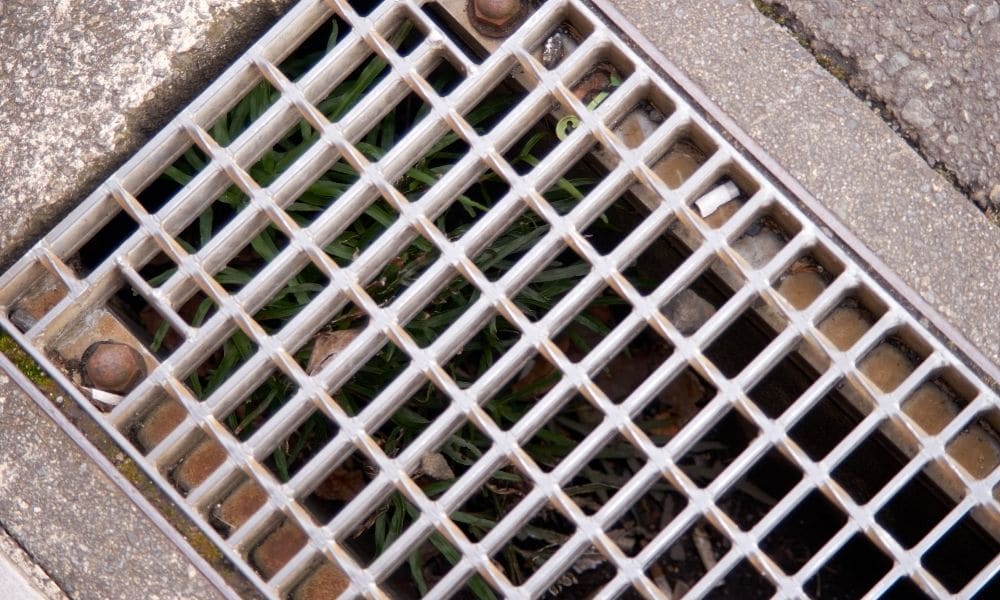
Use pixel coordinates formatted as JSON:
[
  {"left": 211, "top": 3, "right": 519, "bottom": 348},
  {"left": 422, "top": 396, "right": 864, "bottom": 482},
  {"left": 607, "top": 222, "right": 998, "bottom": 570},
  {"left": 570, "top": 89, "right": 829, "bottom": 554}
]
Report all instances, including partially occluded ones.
[
  {"left": 0, "top": 369, "right": 224, "bottom": 599},
  {"left": 0, "top": 528, "right": 65, "bottom": 600},
  {"left": 0, "top": 0, "right": 295, "bottom": 271},
  {"left": 758, "top": 0, "right": 1000, "bottom": 208}
]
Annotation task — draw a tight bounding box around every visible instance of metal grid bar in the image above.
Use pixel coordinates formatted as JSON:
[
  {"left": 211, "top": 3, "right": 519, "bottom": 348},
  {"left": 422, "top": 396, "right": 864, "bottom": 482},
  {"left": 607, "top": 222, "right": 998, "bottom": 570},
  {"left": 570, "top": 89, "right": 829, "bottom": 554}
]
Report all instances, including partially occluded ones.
[{"left": 0, "top": 0, "right": 998, "bottom": 598}]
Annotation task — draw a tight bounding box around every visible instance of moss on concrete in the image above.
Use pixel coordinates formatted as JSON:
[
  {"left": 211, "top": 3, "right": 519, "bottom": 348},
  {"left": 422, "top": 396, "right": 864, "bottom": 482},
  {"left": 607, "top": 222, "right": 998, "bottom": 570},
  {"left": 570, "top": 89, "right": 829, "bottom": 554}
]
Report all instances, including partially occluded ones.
[
  {"left": 116, "top": 456, "right": 226, "bottom": 565},
  {"left": 1, "top": 331, "right": 234, "bottom": 586},
  {"left": 752, "top": 1, "right": 851, "bottom": 82},
  {"left": 816, "top": 53, "right": 848, "bottom": 81},
  {"left": 752, "top": 0, "right": 786, "bottom": 24},
  {"left": 0, "top": 333, "right": 57, "bottom": 394},
  {"left": 987, "top": 208, "right": 1000, "bottom": 228}
]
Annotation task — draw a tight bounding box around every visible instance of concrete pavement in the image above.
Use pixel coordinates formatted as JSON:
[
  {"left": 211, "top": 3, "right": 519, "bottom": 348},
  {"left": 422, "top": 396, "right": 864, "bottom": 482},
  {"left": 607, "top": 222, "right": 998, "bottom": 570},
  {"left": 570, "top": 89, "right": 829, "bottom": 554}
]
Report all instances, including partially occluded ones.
[
  {"left": 0, "top": 527, "right": 65, "bottom": 600},
  {"left": 0, "top": 366, "right": 225, "bottom": 599},
  {"left": 0, "top": 0, "right": 295, "bottom": 272},
  {"left": 755, "top": 0, "right": 1000, "bottom": 209}
]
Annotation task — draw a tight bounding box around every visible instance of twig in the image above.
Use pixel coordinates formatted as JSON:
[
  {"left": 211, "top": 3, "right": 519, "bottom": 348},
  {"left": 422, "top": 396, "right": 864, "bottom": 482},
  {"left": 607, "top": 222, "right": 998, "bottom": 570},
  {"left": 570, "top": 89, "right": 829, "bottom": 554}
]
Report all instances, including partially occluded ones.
[
  {"left": 659, "top": 495, "right": 676, "bottom": 530},
  {"left": 692, "top": 525, "right": 717, "bottom": 574},
  {"left": 648, "top": 563, "right": 674, "bottom": 598}
]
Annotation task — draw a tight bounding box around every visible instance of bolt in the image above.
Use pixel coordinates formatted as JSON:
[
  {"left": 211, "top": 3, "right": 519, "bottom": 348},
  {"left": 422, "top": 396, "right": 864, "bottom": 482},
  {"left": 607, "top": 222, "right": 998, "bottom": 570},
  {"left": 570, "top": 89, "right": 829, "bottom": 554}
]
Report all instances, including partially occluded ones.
[
  {"left": 468, "top": 0, "right": 527, "bottom": 38},
  {"left": 82, "top": 341, "right": 146, "bottom": 394}
]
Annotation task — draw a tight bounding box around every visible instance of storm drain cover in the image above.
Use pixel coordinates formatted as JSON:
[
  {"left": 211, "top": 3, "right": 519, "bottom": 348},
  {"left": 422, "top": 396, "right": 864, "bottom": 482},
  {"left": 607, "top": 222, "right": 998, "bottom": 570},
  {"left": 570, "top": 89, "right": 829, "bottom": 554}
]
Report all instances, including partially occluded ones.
[{"left": 1, "top": 0, "right": 999, "bottom": 597}]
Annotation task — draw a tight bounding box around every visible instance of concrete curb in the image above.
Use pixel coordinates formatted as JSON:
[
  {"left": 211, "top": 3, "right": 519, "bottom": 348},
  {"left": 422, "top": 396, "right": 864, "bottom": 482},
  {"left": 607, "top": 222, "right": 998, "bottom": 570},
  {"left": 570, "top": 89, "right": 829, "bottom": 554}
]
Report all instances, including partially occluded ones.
[
  {"left": 0, "top": 527, "right": 66, "bottom": 600},
  {"left": 760, "top": 0, "right": 1000, "bottom": 209},
  {"left": 0, "top": 0, "right": 295, "bottom": 272},
  {"left": 0, "top": 369, "right": 225, "bottom": 599}
]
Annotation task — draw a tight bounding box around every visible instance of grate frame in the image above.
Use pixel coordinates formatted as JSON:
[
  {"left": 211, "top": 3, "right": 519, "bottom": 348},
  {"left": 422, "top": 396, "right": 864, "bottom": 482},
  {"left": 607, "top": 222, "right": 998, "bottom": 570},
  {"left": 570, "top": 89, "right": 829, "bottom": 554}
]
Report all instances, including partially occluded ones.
[{"left": 1, "top": 0, "right": 999, "bottom": 598}]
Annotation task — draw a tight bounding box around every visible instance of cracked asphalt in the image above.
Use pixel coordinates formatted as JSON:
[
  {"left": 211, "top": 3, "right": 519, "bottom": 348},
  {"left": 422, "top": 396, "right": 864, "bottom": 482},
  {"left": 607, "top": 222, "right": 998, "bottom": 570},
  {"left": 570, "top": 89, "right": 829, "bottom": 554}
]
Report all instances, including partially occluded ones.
[{"left": 761, "top": 1, "right": 1000, "bottom": 208}]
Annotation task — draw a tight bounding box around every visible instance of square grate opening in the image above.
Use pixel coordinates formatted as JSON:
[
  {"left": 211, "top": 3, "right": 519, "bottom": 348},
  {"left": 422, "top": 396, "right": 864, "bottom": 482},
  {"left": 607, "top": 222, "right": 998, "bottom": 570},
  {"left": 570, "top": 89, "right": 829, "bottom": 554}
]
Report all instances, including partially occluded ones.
[{"left": 1, "top": 0, "right": 999, "bottom": 598}]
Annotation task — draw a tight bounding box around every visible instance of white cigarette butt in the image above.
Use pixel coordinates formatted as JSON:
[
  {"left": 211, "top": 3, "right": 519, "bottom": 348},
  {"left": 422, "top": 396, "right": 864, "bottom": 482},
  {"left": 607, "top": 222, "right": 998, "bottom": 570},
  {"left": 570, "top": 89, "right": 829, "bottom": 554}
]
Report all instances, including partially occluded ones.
[{"left": 695, "top": 181, "right": 740, "bottom": 217}]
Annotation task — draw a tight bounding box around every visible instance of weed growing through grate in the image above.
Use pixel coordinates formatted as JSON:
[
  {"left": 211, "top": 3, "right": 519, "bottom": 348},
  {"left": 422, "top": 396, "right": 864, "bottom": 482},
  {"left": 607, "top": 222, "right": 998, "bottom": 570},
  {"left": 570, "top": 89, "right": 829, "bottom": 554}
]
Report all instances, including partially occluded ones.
[{"left": 128, "top": 23, "right": 765, "bottom": 597}]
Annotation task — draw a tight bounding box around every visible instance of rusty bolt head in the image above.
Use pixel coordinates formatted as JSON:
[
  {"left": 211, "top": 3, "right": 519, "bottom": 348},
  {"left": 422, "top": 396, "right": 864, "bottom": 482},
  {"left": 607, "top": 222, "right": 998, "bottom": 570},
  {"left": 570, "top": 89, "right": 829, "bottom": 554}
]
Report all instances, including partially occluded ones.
[
  {"left": 82, "top": 341, "right": 146, "bottom": 394},
  {"left": 468, "top": 0, "right": 527, "bottom": 38}
]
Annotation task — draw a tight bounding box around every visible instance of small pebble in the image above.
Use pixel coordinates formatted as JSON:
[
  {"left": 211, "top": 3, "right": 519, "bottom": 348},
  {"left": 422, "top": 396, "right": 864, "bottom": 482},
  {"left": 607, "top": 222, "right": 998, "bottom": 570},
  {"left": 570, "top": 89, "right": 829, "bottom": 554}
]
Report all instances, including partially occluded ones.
[
  {"left": 989, "top": 184, "right": 1000, "bottom": 205},
  {"left": 421, "top": 452, "right": 455, "bottom": 481},
  {"left": 983, "top": 3, "right": 1000, "bottom": 22},
  {"left": 662, "top": 289, "right": 715, "bottom": 335},
  {"left": 668, "top": 542, "right": 686, "bottom": 561},
  {"left": 542, "top": 32, "right": 565, "bottom": 68},
  {"left": 732, "top": 229, "right": 784, "bottom": 269}
]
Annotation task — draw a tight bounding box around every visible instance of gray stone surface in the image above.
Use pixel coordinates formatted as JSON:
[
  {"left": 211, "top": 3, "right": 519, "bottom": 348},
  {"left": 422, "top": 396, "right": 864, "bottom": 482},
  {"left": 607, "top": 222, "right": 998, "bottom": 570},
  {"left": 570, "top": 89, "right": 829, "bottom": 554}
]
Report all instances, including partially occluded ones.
[
  {"left": 0, "top": 0, "right": 295, "bottom": 271},
  {"left": 0, "top": 527, "right": 66, "bottom": 599},
  {"left": 0, "top": 373, "right": 222, "bottom": 600},
  {"left": 758, "top": 1, "right": 1000, "bottom": 207},
  {"left": 610, "top": 0, "right": 1000, "bottom": 370}
]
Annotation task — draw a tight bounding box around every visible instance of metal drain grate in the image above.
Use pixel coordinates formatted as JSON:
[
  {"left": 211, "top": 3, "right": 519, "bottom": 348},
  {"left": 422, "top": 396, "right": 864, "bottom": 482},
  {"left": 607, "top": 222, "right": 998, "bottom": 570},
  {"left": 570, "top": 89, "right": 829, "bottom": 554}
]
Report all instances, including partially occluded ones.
[{"left": 2, "top": 0, "right": 1000, "bottom": 597}]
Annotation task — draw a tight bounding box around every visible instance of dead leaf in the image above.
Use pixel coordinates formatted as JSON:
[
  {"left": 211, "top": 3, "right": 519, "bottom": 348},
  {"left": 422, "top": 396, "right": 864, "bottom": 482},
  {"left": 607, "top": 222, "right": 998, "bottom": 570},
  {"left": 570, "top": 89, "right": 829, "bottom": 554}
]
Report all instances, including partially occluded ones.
[
  {"left": 420, "top": 452, "right": 455, "bottom": 481},
  {"left": 315, "top": 465, "right": 365, "bottom": 502},
  {"left": 659, "top": 369, "right": 706, "bottom": 428},
  {"left": 306, "top": 329, "right": 361, "bottom": 375},
  {"left": 789, "top": 256, "right": 822, "bottom": 274},
  {"left": 572, "top": 63, "right": 617, "bottom": 103},
  {"left": 513, "top": 355, "right": 558, "bottom": 395},
  {"left": 645, "top": 411, "right": 680, "bottom": 438}
]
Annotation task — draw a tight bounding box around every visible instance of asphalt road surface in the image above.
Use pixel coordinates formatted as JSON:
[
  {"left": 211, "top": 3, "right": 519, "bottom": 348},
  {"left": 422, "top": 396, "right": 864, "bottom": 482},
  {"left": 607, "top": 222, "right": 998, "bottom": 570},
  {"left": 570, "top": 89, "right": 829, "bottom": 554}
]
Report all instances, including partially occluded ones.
[{"left": 764, "top": 1, "right": 1000, "bottom": 208}]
